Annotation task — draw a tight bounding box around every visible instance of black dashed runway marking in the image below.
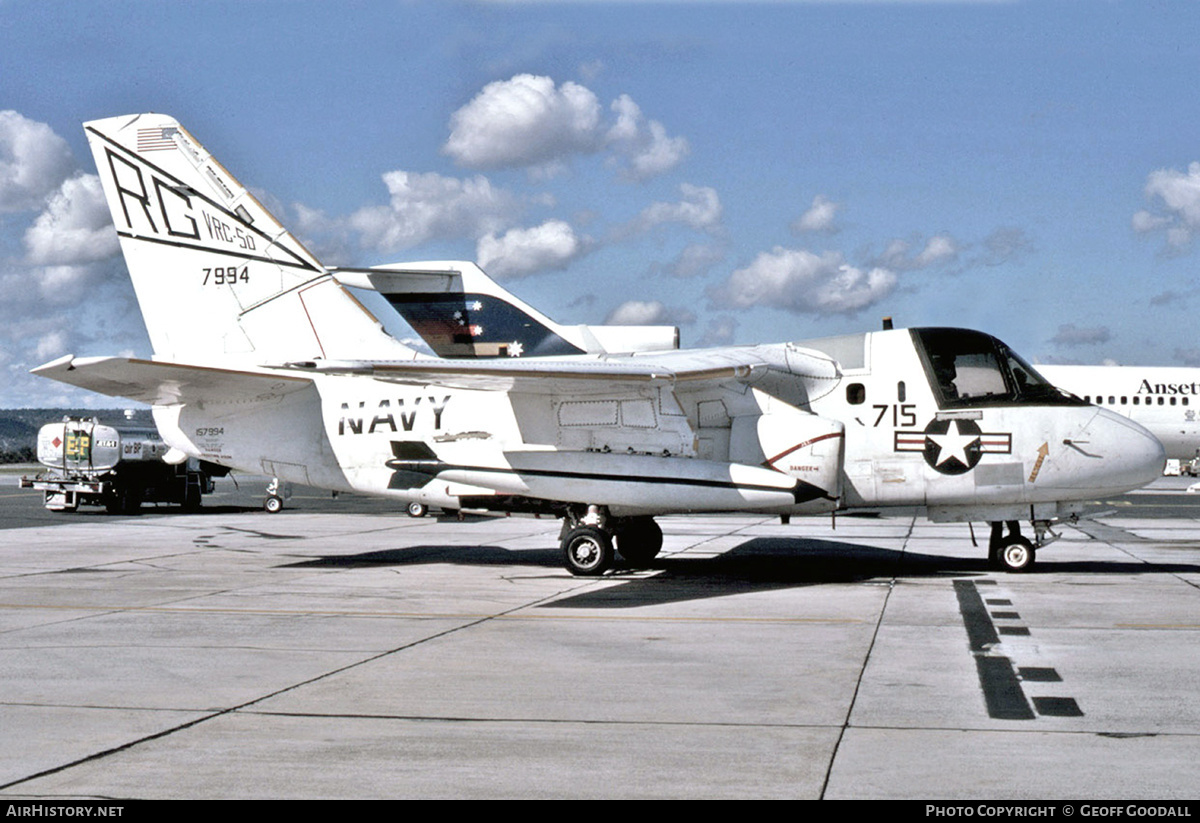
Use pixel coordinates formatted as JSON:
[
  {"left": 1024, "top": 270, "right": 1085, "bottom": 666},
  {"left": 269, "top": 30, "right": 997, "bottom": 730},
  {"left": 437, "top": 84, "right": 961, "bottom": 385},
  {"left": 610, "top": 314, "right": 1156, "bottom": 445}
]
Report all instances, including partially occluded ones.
[
  {"left": 1017, "top": 666, "right": 1062, "bottom": 682},
  {"left": 1033, "top": 696, "right": 1084, "bottom": 717},
  {"left": 954, "top": 579, "right": 1082, "bottom": 720}
]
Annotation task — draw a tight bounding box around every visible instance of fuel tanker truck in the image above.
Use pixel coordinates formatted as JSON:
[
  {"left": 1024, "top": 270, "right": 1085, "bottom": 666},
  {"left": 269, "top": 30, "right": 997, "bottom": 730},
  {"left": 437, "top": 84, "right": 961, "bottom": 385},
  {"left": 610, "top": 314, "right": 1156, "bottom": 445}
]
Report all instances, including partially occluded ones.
[{"left": 20, "top": 417, "right": 222, "bottom": 513}]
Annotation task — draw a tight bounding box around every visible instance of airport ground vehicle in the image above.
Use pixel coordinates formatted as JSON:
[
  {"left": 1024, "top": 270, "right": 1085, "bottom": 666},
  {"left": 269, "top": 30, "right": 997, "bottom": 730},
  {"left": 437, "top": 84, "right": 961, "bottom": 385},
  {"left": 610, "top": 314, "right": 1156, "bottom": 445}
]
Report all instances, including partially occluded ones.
[{"left": 20, "top": 417, "right": 215, "bottom": 513}]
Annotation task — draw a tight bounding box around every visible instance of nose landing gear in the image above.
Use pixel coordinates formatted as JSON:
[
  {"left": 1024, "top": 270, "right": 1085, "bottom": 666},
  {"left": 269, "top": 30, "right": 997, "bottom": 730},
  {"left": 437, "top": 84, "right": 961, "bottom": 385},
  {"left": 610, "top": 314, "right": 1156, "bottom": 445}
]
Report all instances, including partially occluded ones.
[{"left": 987, "top": 520, "right": 1058, "bottom": 572}]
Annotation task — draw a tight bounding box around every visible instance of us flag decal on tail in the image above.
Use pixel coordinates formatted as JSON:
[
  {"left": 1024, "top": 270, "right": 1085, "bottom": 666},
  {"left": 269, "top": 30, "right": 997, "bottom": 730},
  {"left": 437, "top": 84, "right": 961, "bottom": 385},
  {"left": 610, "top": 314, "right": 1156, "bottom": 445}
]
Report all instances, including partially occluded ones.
[{"left": 137, "top": 127, "right": 178, "bottom": 151}]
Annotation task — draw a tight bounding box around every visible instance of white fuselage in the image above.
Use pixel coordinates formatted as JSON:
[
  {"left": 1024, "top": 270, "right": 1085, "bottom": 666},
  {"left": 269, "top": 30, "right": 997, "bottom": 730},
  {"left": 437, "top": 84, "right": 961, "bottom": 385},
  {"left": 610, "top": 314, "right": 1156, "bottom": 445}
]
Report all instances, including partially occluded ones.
[{"left": 148, "top": 330, "right": 1166, "bottom": 522}]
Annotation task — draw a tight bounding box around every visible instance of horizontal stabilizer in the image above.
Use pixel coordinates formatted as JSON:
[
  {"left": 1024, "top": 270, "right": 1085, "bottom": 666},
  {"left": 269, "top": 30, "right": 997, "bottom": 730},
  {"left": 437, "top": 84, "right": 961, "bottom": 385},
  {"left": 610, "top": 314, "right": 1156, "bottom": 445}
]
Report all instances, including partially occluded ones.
[
  {"left": 334, "top": 261, "right": 679, "bottom": 358},
  {"left": 33, "top": 355, "right": 313, "bottom": 406}
]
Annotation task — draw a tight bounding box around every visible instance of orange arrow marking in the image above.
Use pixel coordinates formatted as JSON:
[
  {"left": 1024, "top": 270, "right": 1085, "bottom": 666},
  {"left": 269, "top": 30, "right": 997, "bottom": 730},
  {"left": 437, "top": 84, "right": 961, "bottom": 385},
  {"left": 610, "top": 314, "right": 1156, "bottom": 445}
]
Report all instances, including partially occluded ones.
[{"left": 1028, "top": 442, "right": 1049, "bottom": 482}]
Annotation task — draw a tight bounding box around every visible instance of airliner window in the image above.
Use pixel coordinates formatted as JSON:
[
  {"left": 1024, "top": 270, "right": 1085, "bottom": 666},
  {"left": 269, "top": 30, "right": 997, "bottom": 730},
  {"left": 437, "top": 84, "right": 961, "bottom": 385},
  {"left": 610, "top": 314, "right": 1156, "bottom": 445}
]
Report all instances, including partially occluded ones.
[{"left": 914, "top": 328, "right": 1085, "bottom": 408}]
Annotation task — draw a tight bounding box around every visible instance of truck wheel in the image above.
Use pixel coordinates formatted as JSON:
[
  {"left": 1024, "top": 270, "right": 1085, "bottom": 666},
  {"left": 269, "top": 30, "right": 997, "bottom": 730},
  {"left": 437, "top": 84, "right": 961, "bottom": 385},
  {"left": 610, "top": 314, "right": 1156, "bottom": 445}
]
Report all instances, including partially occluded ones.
[{"left": 107, "top": 487, "right": 141, "bottom": 515}]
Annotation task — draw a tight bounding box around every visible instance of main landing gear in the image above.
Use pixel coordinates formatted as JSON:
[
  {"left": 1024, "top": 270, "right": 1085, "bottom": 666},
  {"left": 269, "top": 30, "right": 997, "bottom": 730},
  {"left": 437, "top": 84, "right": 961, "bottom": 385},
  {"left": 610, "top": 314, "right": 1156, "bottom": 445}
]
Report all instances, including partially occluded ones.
[
  {"left": 560, "top": 505, "right": 663, "bottom": 576},
  {"left": 263, "top": 477, "right": 291, "bottom": 514},
  {"left": 987, "top": 520, "right": 1056, "bottom": 573}
]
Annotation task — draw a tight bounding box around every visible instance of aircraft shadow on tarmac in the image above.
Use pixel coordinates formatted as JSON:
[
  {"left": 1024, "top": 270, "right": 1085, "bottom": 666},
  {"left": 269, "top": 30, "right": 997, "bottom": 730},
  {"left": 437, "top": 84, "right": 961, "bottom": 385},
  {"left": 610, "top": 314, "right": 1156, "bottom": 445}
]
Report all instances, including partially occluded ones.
[{"left": 283, "top": 536, "right": 1200, "bottom": 609}]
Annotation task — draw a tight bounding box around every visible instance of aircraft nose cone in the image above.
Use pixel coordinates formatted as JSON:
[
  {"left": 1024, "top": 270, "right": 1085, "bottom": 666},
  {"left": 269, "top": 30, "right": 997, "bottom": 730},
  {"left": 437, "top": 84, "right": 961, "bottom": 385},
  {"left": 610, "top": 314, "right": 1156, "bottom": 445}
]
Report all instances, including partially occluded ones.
[{"left": 1089, "top": 409, "right": 1166, "bottom": 493}]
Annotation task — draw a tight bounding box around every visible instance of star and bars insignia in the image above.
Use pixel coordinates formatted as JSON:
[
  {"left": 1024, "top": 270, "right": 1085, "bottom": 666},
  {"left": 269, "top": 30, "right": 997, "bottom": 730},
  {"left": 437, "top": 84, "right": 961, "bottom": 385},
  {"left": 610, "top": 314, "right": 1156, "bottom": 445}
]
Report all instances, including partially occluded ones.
[{"left": 894, "top": 418, "right": 1012, "bottom": 475}]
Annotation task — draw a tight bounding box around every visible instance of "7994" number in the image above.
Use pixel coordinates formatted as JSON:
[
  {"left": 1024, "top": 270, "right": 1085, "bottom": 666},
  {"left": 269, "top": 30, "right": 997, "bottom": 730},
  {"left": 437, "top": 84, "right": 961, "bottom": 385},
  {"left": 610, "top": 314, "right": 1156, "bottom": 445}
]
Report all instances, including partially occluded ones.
[{"left": 203, "top": 266, "right": 249, "bottom": 286}]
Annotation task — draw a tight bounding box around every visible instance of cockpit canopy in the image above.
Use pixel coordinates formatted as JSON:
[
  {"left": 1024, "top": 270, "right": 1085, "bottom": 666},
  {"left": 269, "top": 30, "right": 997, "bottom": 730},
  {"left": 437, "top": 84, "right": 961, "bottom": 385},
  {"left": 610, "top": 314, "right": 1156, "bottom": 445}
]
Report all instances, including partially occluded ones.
[{"left": 913, "top": 328, "right": 1085, "bottom": 408}]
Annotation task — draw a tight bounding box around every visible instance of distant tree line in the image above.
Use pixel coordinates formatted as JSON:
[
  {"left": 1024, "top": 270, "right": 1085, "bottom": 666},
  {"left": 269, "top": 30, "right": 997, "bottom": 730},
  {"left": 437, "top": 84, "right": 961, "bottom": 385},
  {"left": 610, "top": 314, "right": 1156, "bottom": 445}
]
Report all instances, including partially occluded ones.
[{"left": 0, "top": 445, "right": 36, "bottom": 464}]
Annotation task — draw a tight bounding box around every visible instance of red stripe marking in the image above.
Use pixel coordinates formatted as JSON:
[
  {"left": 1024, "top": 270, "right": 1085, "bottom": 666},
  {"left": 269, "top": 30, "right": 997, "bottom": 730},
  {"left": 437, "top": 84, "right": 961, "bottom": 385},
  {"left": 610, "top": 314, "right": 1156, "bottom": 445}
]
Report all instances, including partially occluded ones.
[{"left": 765, "top": 431, "right": 844, "bottom": 467}]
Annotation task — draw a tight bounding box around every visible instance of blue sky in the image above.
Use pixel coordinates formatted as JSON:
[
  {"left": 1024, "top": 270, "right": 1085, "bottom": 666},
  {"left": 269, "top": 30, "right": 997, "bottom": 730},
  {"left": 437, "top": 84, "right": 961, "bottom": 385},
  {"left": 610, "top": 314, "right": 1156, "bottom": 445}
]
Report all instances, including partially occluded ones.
[{"left": 3, "top": 0, "right": 1200, "bottom": 407}]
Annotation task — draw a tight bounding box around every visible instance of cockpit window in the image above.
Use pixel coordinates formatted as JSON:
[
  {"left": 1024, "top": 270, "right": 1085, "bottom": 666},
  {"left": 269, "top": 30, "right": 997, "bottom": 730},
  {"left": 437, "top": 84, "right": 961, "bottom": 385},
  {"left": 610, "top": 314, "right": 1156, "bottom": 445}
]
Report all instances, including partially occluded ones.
[{"left": 913, "top": 328, "right": 1086, "bottom": 408}]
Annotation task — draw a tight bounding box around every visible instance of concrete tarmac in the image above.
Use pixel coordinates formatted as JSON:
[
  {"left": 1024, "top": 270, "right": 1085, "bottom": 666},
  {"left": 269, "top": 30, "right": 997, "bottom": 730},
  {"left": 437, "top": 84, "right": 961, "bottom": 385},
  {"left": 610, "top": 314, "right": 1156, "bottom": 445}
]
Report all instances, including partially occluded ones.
[{"left": 0, "top": 472, "right": 1198, "bottom": 799}]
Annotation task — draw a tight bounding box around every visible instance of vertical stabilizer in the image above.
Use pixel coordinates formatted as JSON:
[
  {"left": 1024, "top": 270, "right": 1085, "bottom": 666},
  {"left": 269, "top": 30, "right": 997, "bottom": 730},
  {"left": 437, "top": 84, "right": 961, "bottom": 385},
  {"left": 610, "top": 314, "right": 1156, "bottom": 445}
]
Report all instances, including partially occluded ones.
[{"left": 84, "top": 113, "right": 412, "bottom": 365}]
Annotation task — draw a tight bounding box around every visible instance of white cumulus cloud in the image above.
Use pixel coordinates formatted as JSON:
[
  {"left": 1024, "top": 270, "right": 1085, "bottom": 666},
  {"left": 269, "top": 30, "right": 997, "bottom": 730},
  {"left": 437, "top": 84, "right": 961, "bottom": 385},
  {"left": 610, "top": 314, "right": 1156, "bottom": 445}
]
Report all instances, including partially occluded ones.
[
  {"left": 791, "top": 195, "right": 841, "bottom": 234},
  {"left": 442, "top": 76, "right": 687, "bottom": 181},
  {"left": 629, "top": 183, "right": 722, "bottom": 235},
  {"left": 476, "top": 219, "right": 585, "bottom": 279},
  {"left": 873, "top": 234, "right": 959, "bottom": 271},
  {"left": 914, "top": 235, "right": 958, "bottom": 267},
  {"left": 663, "top": 241, "right": 726, "bottom": 278},
  {"left": 1134, "top": 161, "right": 1200, "bottom": 252},
  {"left": 606, "top": 95, "right": 689, "bottom": 181},
  {"left": 604, "top": 299, "right": 694, "bottom": 327},
  {"left": 444, "top": 74, "right": 603, "bottom": 170},
  {"left": 0, "top": 111, "right": 75, "bottom": 212},
  {"left": 348, "top": 170, "right": 517, "bottom": 252},
  {"left": 697, "top": 315, "right": 738, "bottom": 347},
  {"left": 713, "top": 247, "right": 896, "bottom": 315},
  {"left": 34, "top": 329, "right": 69, "bottom": 361},
  {"left": 24, "top": 174, "right": 119, "bottom": 265}
]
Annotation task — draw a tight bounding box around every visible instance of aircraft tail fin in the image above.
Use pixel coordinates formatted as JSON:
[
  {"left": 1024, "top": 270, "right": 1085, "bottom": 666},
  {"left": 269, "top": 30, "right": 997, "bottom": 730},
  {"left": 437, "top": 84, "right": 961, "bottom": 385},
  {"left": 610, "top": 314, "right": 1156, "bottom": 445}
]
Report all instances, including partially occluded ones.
[
  {"left": 84, "top": 113, "right": 413, "bottom": 365},
  {"left": 333, "top": 261, "right": 679, "bottom": 359}
]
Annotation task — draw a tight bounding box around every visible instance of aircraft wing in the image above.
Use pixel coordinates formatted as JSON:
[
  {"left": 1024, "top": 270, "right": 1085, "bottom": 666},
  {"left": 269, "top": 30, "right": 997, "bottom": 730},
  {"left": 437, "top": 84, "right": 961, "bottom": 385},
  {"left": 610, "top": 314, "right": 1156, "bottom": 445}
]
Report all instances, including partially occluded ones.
[
  {"left": 277, "top": 349, "right": 780, "bottom": 394},
  {"left": 33, "top": 355, "right": 314, "bottom": 406}
]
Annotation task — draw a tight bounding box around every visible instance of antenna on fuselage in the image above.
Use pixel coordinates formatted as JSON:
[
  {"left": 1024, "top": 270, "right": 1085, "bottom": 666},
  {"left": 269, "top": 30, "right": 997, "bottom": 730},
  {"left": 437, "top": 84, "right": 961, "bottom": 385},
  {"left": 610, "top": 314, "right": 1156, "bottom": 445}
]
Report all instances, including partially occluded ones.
[{"left": 882, "top": 316, "right": 894, "bottom": 330}]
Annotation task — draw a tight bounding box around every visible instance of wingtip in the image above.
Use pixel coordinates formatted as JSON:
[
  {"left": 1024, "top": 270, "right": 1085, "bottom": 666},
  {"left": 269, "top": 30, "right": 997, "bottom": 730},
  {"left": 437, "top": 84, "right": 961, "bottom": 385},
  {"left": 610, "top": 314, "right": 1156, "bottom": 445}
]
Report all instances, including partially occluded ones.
[{"left": 31, "top": 353, "right": 75, "bottom": 375}]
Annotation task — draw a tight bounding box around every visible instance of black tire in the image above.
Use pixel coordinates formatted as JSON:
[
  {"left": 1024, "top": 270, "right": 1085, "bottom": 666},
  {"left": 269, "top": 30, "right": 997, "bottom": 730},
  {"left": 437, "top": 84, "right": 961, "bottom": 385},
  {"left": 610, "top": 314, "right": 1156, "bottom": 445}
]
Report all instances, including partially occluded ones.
[
  {"left": 998, "top": 536, "right": 1036, "bottom": 573},
  {"left": 264, "top": 494, "right": 284, "bottom": 514},
  {"left": 562, "top": 525, "right": 615, "bottom": 576},
  {"left": 987, "top": 542, "right": 1002, "bottom": 570},
  {"left": 407, "top": 501, "right": 428, "bottom": 518},
  {"left": 107, "top": 485, "right": 141, "bottom": 515},
  {"left": 615, "top": 517, "right": 663, "bottom": 567}
]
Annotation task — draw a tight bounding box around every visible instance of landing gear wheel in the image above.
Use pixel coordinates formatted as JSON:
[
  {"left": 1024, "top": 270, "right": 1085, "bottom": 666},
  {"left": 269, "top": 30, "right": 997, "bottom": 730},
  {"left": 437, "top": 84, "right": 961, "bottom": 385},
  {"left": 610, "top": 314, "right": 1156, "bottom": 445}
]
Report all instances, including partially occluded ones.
[
  {"left": 988, "top": 521, "right": 1035, "bottom": 572},
  {"left": 264, "top": 494, "right": 284, "bottom": 514},
  {"left": 407, "top": 501, "right": 428, "bottom": 518},
  {"left": 562, "top": 525, "right": 615, "bottom": 576},
  {"left": 615, "top": 517, "right": 663, "bottom": 567},
  {"left": 998, "top": 536, "right": 1036, "bottom": 573},
  {"left": 182, "top": 485, "right": 202, "bottom": 512}
]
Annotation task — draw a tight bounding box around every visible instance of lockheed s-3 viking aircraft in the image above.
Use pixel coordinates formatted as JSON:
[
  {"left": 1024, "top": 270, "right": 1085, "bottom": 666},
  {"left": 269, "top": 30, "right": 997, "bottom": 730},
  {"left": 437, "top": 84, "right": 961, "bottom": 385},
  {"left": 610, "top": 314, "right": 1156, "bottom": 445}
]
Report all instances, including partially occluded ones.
[{"left": 34, "top": 113, "right": 1165, "bottom": 575}]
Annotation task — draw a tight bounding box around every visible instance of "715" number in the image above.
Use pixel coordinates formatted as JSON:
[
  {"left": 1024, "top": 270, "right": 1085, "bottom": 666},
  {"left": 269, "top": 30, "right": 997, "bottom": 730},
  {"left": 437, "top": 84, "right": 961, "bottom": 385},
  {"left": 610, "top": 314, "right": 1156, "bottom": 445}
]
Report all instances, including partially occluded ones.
[{"left": 873, "top": 404, "right": 917, "bottom": 428}]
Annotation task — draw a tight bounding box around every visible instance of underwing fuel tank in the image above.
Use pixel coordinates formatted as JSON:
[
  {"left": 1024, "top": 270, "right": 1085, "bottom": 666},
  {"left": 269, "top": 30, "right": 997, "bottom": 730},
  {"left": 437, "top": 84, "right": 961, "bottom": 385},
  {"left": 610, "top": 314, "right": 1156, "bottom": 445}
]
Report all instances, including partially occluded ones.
[{"left": 412, "top": 449, "right": 839, "bottom": 517}]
